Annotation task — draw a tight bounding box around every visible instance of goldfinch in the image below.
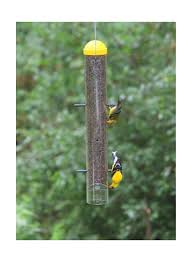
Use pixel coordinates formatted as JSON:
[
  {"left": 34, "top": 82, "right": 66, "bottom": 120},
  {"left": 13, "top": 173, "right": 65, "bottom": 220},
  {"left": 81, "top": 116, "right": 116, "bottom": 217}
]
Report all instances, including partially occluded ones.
[
  {"left": 106, "top": 99, "right": 122, "bottom": 126},
  {"left": 109, "top": 151, "right": 123, "bottom": 189}
]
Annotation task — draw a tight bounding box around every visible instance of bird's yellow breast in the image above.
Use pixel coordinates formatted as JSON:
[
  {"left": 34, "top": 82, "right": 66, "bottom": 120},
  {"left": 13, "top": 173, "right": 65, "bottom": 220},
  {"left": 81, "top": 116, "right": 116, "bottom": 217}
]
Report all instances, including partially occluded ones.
[{"left": 112, "top": 171, "right": 123, "bottom": 184}]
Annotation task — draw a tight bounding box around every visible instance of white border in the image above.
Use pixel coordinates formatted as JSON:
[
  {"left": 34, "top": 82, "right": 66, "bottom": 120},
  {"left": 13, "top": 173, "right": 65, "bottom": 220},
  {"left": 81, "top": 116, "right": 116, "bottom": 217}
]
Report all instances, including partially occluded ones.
[{"left": 1, "top": 0, "right": 192, "bottom": 261}]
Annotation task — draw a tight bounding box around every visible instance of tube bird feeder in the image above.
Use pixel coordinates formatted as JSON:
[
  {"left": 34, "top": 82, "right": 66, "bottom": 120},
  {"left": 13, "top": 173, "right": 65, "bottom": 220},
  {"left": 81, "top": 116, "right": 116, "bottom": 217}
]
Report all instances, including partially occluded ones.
[{"left": 83, "top": 40, "right": 108, "bottom": 205}]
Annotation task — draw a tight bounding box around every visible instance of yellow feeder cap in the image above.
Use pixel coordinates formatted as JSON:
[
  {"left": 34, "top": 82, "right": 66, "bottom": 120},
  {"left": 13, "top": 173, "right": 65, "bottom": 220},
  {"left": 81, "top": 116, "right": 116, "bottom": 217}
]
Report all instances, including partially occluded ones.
[{"left": 83, "top": 40, "right": 107, "bottom": 56}]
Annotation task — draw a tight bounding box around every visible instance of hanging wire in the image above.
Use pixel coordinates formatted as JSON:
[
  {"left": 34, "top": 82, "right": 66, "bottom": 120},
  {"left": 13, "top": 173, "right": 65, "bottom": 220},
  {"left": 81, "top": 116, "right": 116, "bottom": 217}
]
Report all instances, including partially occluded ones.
[{"left": 94, "top": 22, "right": 97, "bottom": 54}]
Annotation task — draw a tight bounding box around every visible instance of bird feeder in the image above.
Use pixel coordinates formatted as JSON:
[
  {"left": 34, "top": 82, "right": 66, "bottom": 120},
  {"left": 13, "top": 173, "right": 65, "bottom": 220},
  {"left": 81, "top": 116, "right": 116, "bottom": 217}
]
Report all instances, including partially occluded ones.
[{"left": 83, "top": 40, "right": 108, "bottom": 205}]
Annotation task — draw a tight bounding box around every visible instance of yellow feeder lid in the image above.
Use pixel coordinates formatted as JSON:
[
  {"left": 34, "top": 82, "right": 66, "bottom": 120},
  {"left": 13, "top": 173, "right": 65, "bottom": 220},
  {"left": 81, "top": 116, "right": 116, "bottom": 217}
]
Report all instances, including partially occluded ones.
[{"left": 83, "top": 40, "right": 107, "bottom": 56}]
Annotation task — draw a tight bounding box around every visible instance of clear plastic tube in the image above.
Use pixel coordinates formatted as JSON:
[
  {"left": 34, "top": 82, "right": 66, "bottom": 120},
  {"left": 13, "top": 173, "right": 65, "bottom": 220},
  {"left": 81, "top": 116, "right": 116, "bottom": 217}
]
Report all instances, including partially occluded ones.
[{"left": 85, "top": 55, "right": 108, "bottom": 205}]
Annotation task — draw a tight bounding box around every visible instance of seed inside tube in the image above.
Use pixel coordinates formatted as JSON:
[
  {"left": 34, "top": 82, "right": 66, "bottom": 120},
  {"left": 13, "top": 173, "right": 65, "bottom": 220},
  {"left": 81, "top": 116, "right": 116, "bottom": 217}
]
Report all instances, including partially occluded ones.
[{"left": 85, "top": 55, "right": 108, "bottom": 205}]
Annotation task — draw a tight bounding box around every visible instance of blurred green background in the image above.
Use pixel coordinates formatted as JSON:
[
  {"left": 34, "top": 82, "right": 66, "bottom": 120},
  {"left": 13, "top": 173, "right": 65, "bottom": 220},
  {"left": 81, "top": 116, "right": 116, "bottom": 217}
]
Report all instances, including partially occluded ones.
[{"left": 16, "top": 22, "right": 176, "bottom": 240}]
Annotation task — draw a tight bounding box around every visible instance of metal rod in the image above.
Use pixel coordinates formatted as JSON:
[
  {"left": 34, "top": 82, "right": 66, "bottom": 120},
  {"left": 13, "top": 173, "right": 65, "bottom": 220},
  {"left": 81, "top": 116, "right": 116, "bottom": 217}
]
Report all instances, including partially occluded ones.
[
  {"left": 76, "top": 169, "right": 87, "bottom": 173},
  {"left": 74, "top": 103, "right": 86, "bottom": 107},
  {"left": 74, "top": 103, "right": 115, "bottom": 107},
  {"left": 76, "top": 169, "right": 112, "bottom": 173}
]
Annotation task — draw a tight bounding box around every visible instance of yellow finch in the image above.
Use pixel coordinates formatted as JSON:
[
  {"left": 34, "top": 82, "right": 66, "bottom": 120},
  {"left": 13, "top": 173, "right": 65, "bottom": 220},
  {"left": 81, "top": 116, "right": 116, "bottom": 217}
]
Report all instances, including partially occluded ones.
[
  {"left": 109, "top": 151, "right": 123, "bottom": 189},
  {"left": 106, "top": 99, "right": 122, "bottom": 126}
]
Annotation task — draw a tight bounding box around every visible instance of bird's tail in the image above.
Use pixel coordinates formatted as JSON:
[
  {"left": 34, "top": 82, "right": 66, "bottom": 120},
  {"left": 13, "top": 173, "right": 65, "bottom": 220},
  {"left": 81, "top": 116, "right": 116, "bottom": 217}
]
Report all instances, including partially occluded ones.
[
  {"left": 111, "top": 99, "right": 121, "bottom": 115},
  {"left": 112, "top": 151, "right": 117, "bottom": 161}
]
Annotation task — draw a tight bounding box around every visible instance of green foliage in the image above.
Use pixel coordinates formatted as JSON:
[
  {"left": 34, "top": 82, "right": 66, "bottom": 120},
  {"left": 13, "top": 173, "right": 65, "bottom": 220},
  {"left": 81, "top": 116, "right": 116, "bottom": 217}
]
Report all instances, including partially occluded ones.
[{"left": 16, "top": 22, "right": 176, "bottom": 240}]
